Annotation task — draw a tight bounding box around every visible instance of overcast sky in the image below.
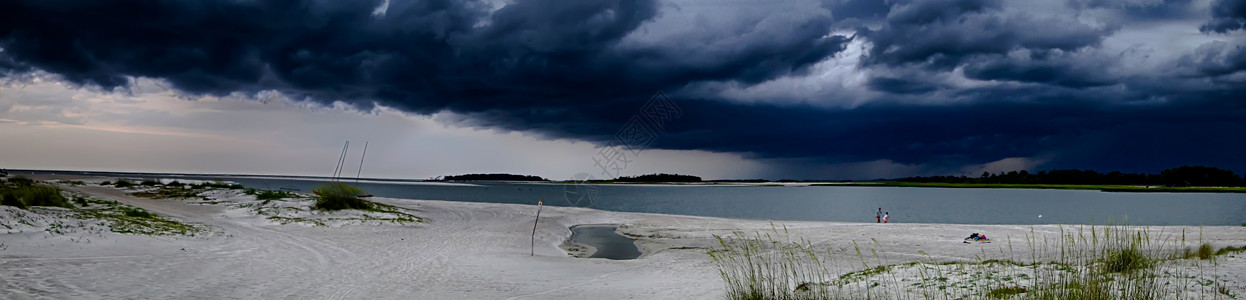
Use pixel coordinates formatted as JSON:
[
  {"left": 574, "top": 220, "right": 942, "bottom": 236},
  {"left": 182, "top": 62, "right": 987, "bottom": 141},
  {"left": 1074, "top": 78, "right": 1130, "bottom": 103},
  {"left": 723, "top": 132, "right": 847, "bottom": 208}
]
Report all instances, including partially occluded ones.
[{"left": 2, "top": 0, "right": 1246, "bottom": 180}]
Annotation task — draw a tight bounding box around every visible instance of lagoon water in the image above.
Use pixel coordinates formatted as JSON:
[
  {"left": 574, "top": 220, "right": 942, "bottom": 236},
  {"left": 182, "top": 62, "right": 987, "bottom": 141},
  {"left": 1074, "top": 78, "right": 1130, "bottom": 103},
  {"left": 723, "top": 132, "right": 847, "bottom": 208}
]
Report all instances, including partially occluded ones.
[
  {"left": 213, "top": 177, "right": 1246, "bottom": 226},
  {"left": 569, "top": 225, "right": 642, "bottom": 260}
]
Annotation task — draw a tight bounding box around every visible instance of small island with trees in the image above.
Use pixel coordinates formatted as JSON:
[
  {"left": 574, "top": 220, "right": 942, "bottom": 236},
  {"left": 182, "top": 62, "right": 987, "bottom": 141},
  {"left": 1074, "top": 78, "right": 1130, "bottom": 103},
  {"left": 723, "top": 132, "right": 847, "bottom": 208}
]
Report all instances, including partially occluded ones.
[
  {"left": 611, "top": 173, "right": 702, "bottom": 183},
  {"left": 821, "top": 166, "right": 1246, "bottom": 193},
  {"left": 441, "top": 173, "right": 549, "bottom": 181}
]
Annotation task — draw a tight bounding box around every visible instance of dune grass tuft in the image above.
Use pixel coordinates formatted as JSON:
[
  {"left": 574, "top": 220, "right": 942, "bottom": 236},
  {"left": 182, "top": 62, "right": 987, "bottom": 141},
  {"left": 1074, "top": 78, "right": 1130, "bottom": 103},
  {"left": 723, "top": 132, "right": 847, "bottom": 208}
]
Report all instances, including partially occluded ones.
[
  {"left": 709, "top": 224, "right": 1228, "bottom": 299},
  {"left": 114, "top": 179, "right": 135, "bottom": 188},
  {"left": 986, "top": 286, "right": 1027, "bottom": 299},
  {"left": 312, "top": 183, "right": 372, "bottom": 210},
  {"left": 0, "top": 178, "right": 73, "bottom": 209},
  {"left": 1198, "top": 243, "right": 1215, "bottom": 260}
]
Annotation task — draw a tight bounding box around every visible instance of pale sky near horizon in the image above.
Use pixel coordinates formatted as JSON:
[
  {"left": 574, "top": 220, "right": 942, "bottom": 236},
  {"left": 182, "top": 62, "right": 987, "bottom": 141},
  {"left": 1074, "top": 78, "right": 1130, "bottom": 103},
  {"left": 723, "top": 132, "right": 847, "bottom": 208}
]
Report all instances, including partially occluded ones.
[
  {"left": 0, "top": 78, "right": 782, "bottom": 180},
  {"left": 2, "top": 0, "right": 1246, "bottom": 180}
]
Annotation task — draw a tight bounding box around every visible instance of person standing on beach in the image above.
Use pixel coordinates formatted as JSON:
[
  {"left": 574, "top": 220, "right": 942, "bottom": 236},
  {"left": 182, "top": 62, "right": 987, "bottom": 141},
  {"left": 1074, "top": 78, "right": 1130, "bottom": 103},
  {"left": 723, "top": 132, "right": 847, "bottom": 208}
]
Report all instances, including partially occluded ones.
[{"left": 876, "top": 208, "right": 882, "bottom": 223}]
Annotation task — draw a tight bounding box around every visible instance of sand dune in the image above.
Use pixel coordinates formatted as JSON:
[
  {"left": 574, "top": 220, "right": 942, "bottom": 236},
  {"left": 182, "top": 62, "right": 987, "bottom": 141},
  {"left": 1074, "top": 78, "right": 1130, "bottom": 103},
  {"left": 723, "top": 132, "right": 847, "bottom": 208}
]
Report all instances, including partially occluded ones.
[{"left": 1, "top": 177, "right": 1244, "bottom": 299}]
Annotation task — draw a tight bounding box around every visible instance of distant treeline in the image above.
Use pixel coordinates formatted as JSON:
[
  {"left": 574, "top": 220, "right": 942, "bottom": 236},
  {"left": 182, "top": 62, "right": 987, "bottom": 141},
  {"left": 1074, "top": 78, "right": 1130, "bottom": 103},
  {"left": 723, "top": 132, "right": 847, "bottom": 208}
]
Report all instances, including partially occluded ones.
[
  {"left": 441, "top": 173, "right": 548, "bottom": 181},
  {"left": 613, "top": 173, "right": 702, "bottom": 182},
  {"left": 897, "top": 166, "right": 1245, "bottom": 187}
]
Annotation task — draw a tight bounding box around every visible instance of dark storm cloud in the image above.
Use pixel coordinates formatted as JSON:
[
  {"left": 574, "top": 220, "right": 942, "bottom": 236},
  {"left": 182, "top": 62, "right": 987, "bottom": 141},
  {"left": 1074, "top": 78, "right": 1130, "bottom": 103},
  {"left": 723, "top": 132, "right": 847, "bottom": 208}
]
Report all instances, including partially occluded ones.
[
  {"left": 961, "top": 52, "right": 1116, "bottom": 88},
  {"left": 2, "top": 0, "right": 1246, "bottom": 178},
  {"left": 859, "top": 0, "right": 1113, "bottom": 70},
  {"left": 0, "top": 0, "right": 848, "bottom": 109},
  {"left": 1201, "top": 0, "right": 1246, "bottom": 33},
  {"left": 866, "top": 77, "right": 941, "bottom": 94},
  {"left": 1069, "top": 0, "right": 1198, "bottom": 21},
  {"left": 1181, "top": 41, "right": 1246, "bottom": 77},
  {"left": 822, "top": 0, "right": 892, "bottom": 22}
]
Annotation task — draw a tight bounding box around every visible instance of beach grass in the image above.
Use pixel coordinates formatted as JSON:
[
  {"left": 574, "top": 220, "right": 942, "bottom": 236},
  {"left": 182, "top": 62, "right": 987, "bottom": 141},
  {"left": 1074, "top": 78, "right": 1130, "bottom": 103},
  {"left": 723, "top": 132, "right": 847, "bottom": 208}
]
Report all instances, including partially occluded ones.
[
  {"left": 0, "top": 177, "right": 73, "bottom": 209},
  {"left": 72, "top": 196, "right": 206, "bottom": 236},
  {"left": 246, "top": 189, "right": 295, "bottom": 200},
  {"left": 708, "top": 224, "right": 1235, "bottom": 299},
  {"left": 132, "top": 186, "right": 203, "bottom": 199},
  {"left": 312, "top": 183, "right": 372, "bottom": 210},
  {"left": 113, "top": 179, "right": 135, "bottom": 188}
]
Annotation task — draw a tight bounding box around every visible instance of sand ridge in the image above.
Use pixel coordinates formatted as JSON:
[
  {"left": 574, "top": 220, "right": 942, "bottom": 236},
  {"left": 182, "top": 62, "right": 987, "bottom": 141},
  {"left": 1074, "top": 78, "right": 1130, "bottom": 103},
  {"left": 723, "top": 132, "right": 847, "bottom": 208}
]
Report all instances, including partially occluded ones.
[{"left": 1, "top": 175, "right": 1243, "bottom": 298}]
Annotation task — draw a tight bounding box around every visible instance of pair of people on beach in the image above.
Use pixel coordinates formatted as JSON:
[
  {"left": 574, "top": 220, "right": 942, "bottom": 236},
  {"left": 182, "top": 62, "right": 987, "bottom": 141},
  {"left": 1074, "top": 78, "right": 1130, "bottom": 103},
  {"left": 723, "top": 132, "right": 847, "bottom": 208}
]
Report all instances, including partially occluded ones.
[{"left": 876, "top": 208, "right": 889, "bottom": 223}]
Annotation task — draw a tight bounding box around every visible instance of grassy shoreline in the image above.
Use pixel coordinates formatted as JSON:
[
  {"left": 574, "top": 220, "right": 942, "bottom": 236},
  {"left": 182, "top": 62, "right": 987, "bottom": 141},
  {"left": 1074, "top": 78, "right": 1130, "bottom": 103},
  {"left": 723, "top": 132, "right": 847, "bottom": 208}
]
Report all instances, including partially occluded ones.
[{"left": 811, "top": 182, "right": 1246, "bottom": 193}]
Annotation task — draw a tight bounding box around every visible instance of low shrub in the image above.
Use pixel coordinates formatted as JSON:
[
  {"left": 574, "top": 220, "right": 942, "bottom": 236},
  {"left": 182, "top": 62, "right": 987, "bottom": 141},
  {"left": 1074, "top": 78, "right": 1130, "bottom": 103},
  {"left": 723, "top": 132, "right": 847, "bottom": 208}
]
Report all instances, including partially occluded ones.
[
  {"left": 1198, "top": 243, "right": 1214, "bottom": 260},
  {"left": 1100, "top": 243, "right": 1150, "bottom": 274},
  {"left": 114, "top": 179, "right": 134, "bottom": 188},
  {"left": 255, "top": 190, "right": 293, "bottom": 200},
  {"left": 7, "top": 176, "right": 34, "bottom": 186},
  {"left": 18, "top": 186, "right": 73, "bottom": 208},
  {"left": 0, "top": 185, "right": 72, "bottom": 209},
  {"left": 122, "top": 207, "right": 154, "bottom": 218},
  {"left": 99, "top": 181, "right": 112, "bottom": 186},
  {"left": 1216, "top": 245, "right": 1246, "bottom": 256},
  {"left": 140, "top": 179, "right": 160, "bottom": 186},
  {"left": 312, "top": 183, "right": 371, "bottom": 210},
  {"left": 194, "top": 181, "right": 245, "bottom": 189},
  {"left": 2, "top": 193, "right": 24, "bottom": 209},
  {"left": 73, "top": 196, "right": 88, "bottom": 206},
  {"left": 985, "top": 286, "right": 1027, "bottom": 299}
]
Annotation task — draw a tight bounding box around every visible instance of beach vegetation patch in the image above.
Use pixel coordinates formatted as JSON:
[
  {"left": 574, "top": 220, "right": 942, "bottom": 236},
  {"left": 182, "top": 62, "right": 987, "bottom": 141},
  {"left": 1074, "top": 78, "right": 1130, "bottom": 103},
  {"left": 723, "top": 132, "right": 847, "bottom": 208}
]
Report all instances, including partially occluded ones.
[
  {"left": 245, "top": 189, "right": 294, "bottom": 200},
  {"left": 132, "top": 185, "right": 202, "bottom": 199},
  {"left": 1196, "top": 243, "right": 1215, "bottom": 260},
  {"left": 1216, "top": 245, "right": 1246, "bottom": 256},
  {"left": 0, "top": 179, "right": 73, "bottom": 209},
  {"left": 986, "top": 286, "right": 1027, "bottom": 298},
  {"left": 255, "top": 190, "right": 294, "bottom": 200},
  {"left": 114, "top": 179, "right": 135, "bottom": 188},
  {"left": 6, "top": 176, "right": 34, "bottom": 186},
  {"left": 121, "top": 207, "right": 154, "bottom": 218},
  {"left": 1099, "top": 242, "right": 1149, "bottom": 274},
  {"left": 2, "top": 193, "right": 24, "bottom": 209},
  {"left": 191, "top": 181, "right": 244, "bottom": 189},
  {"left": 312, "top": 183, "right": 372, "bottom": 210},
  {"left": 709, "top": 224, "right": 1228, "bottom": 299}
]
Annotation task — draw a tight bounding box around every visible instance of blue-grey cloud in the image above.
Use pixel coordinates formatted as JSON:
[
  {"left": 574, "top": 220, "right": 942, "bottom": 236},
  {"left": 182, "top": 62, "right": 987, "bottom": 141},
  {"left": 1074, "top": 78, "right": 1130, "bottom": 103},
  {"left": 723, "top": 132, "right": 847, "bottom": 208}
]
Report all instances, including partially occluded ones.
[
  {"left": 859, "top": 0, "right": 1113, "bottom": 70},
  {"left": 1, "top": 0, "right": 1246, "bottom": 178},
  {"left": 1202, "top": 0, "right": 1246, "bottom": 33}
]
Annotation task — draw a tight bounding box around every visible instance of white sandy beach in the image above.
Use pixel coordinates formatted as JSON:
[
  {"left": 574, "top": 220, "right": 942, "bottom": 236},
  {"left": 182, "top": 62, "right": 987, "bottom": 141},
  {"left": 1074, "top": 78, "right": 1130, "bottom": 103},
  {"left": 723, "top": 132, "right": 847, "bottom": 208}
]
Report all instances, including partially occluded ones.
[{"left": 2, "top": 175, "right": 1244, "bottom": 299}]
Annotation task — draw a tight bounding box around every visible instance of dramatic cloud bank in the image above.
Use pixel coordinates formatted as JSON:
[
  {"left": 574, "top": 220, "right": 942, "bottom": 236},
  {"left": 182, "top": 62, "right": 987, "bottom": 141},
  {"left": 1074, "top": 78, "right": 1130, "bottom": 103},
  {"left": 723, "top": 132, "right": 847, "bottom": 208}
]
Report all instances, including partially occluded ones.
[{"left": 3, "top": 0, "right": 1246, "bottom": 177}]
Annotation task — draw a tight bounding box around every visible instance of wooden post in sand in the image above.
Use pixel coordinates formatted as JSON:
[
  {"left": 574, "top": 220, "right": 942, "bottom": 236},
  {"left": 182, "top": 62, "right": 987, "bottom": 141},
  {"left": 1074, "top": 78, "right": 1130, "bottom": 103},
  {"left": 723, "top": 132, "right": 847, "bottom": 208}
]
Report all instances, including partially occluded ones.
[{"left": 531, "top": 199, "right": 543, "bottom": 256}]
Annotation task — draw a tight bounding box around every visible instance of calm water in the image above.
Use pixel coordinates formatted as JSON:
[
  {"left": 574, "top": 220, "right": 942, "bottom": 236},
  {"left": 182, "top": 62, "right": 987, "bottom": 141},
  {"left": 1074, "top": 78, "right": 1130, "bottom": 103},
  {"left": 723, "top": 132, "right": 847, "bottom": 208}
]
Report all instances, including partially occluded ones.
[
  {"left": 214, "top": 177, "right": 1246, "bottom": 226},
  {"left": 33, "top": 171, "right": 1246, "bottom": 226},
  {"left": 569, "top": 225, "right": 641, "bottom": 260}
]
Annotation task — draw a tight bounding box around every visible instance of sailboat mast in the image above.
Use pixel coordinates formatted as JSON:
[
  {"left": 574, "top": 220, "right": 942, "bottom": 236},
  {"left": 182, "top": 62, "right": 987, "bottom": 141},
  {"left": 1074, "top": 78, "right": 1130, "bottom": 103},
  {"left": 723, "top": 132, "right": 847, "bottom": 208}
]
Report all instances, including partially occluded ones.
[
  {"left": 333, "top": 141, "right": 350, "bottom": 181},
  {"left": 355, "top": 141, "right": 368, "bottom": 183}
]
